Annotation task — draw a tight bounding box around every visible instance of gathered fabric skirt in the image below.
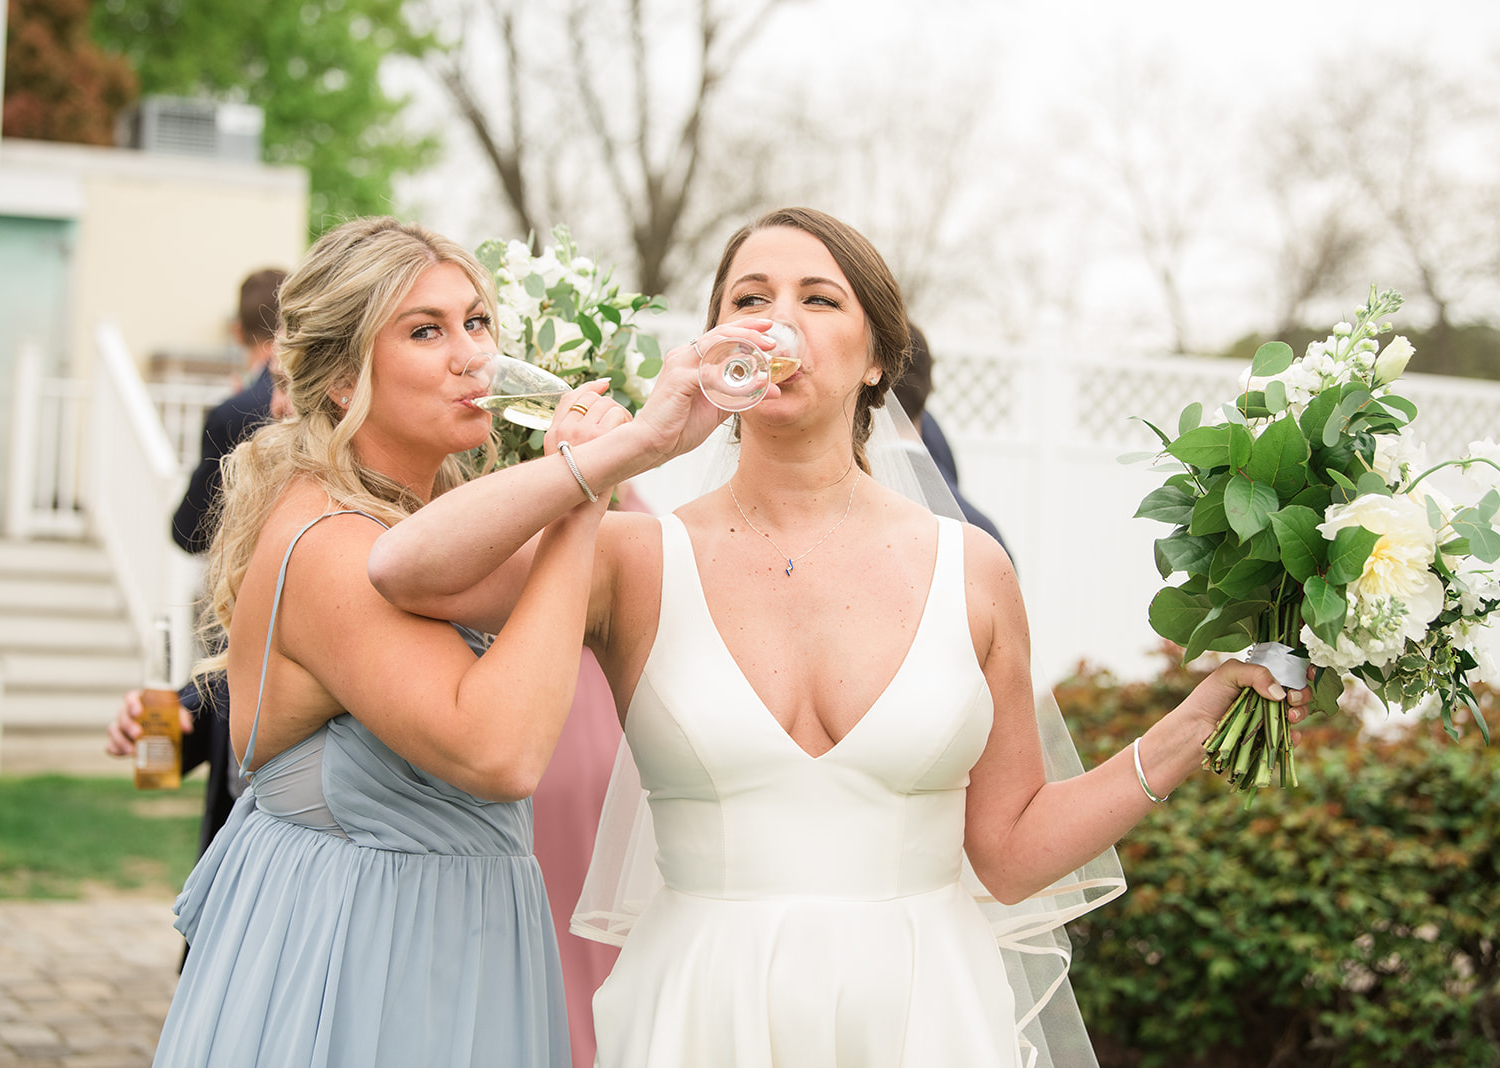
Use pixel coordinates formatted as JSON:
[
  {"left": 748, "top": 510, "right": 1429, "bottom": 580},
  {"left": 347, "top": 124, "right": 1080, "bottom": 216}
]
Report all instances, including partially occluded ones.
[
  {"left": 592, "top": 882, "right": 1021, "bottom": 1068},
  {"left": 153, "top": 800, "right": 568, "bottom": 1067}
]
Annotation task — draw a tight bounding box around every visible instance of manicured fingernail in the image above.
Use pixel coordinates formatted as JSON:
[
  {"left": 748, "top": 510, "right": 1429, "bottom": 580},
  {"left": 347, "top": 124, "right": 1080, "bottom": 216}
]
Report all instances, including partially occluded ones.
[{"left": 1269, "top": 684, "right": 1287, "bottom": 701}]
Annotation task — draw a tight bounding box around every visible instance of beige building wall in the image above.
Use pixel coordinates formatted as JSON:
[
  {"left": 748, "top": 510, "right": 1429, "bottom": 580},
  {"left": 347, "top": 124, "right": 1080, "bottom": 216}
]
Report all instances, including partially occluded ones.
[{"left": 0, "top": 139, "right": 307, "bottom": 380}]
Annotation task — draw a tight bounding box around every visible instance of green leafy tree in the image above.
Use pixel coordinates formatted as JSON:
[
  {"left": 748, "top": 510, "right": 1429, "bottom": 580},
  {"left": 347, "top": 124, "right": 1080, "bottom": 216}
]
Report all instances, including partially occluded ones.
[
  {"left": 92, "top": 0, "right": 437, "bottom": 235},
  {"left": 3, "top": 0, "right": 136, "bottom": 143}
]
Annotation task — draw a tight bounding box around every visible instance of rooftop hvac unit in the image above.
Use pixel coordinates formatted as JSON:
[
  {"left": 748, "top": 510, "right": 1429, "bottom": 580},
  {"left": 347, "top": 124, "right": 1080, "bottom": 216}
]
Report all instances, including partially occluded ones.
[{"left": 118, "top": 96, "right": 265, "bottom": 163}]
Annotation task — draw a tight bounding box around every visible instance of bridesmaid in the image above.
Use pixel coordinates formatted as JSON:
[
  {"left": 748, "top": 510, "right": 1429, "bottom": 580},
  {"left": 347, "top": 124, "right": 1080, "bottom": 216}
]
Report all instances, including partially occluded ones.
[{"left": 153, "top": 216, "right": 626, "bottom": 1067}]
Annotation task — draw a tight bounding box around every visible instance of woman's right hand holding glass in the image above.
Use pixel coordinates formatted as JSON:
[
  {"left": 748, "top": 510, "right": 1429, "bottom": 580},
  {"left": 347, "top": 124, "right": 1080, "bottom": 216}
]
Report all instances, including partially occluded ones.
[{"left": 631, "top": 319, "right": 777, "bottom": 463}]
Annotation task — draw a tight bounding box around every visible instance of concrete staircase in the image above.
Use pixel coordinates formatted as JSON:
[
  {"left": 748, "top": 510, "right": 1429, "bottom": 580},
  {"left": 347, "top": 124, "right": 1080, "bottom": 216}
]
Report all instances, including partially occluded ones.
[{"left": 0, "top": 537, "right": 141, "bottom": 774}]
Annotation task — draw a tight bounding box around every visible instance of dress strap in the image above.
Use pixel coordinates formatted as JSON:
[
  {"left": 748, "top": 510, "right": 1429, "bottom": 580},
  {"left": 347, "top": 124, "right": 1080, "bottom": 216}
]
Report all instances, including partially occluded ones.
[{"left": 238, "top": 509, "right": 390, "bottom": 779}]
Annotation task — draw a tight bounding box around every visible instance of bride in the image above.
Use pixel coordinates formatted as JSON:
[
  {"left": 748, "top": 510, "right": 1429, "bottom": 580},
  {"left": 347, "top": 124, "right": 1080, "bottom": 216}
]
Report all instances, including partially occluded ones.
[{"left": 368, "top": 207, "right": 1308, "bottom": 1067}]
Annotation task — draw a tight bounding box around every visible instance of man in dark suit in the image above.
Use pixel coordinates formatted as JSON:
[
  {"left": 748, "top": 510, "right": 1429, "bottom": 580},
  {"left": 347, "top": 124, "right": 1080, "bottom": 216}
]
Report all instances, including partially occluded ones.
[
  {"left": 107, "top": 268, "right": 286, "bottom": 864},
  {"left": 893, "top": 324, "right": 1010, "bottom": 557}
]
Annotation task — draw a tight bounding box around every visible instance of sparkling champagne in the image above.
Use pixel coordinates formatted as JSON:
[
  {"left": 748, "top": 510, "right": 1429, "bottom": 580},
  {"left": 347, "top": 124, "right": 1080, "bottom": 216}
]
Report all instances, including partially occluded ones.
[{"left": 473, "top": 390, "right": 565, "bottom": 431}]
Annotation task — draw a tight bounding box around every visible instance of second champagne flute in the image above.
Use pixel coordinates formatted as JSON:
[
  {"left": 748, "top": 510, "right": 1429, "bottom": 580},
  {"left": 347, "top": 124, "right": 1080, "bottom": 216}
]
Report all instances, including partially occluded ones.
[{"left": 696, "top": 320, "right": 803, "bottom": 411}]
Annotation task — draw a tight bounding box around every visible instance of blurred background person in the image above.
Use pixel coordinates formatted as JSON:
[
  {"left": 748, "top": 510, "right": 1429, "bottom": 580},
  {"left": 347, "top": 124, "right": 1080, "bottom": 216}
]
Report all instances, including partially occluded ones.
[{"left": 892, "top": 323, "right": 1009, "bottom": 555}]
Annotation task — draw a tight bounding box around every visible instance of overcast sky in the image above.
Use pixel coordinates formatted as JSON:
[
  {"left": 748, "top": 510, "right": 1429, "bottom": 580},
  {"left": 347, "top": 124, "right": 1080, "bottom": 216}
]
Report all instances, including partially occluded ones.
[{"left": 397, "top": 0, "right": 1500, "bottom": 353}]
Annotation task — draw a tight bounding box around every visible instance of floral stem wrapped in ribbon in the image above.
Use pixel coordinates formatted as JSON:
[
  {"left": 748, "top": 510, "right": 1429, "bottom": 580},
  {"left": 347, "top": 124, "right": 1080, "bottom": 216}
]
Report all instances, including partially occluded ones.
[
  {"left": 1132, "top": 287, "right": 1500, "bottom": 799},
  {"left": 476, "top": 225, "right": 667, "bottom": 467}
]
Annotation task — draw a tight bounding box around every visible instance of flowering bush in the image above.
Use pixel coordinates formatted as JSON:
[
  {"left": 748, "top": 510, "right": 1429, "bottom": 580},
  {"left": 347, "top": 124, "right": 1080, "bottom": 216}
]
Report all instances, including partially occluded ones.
[
  {"left": 1132, "top": 287, "right": 1500, "bottom": 796},
  {"left": 475, "top": 226, "right": 667, "bottom": 466}
]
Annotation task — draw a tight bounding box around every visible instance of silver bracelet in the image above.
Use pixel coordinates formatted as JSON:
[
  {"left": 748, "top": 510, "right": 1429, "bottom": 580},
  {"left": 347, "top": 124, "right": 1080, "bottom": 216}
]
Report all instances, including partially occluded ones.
[
  {"left": 1132, "top": 737, "right": 1168, "bottom": 804},
  {"left": 556, "top": 440, "right": 598, "bottom": 502}
]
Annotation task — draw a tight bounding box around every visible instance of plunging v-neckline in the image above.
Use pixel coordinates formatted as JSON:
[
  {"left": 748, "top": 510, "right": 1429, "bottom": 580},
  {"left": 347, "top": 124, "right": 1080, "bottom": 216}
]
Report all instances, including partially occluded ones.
[{"left": 667, "top": 513, "right": 942, "bottom": 761}]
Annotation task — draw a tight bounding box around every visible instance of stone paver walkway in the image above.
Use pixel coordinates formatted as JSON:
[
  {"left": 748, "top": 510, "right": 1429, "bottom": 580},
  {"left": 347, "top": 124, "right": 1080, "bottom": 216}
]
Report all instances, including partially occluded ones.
[{"left": 0, "top": 897, "right": 182, "bottom": 1067}]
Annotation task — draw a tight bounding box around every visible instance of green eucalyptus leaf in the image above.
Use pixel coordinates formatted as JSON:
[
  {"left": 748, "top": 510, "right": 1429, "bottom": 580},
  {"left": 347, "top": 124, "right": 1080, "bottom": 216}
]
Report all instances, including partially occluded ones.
[
  {"left": 1328, "top": 469, "right": 1360, "bottom": 504},
  {"left": 1251, "top": 340, "right": 1295, "bottom": 377},
  {"left": 1135, "top": 485, "right": 1197, "bottom": 525},
  {"left": 1382, "top": 393, "right": 1419, "bottom": 421},
  {"left": 1477, "top": 488, "right": 1499, "bottom": 522},
  {"left": 1299, "top": 388, "right": 1340, "bottom": 447},
  {"left": 1178, "top": 402, "right": 1203, "bottom": 436},
  {"left": 598, "top": 303, "right": 622, "bottom": 325},
  {"left": 475, "top": 240, "right": 507, "bottom": 272},
  {"left": 1269, "top": 505, "right": 1326, "bottom": 582},
  {"left": 1167, "top": 424, "right": 1235, "bottom": 468},
  {"left": 1183, "top": 601, "right": 1264, "bottom": 662},
  {"left": 1288, "top": 484, "right": 1333, "bottom": 515},
  {"left": 576, "top": 313, "right": 603, "bottom": 346},
  {"left": 1225, "top": 475, "right": 1280, "bottom": 539},
  {"left": 1246, "top": 415, "right": 1310, "bottom": 497},
  {"left": 1355, "top": 472, "right": 1390, "bottom": 497},
  {"left": 1309, "top": 666, "right": 1342, "bottom": 716},
  {"left": 1229, "top": 423, "right": 1254, "bottom": 469},
  {"left": 1149, "top": 586, "right": 1211, "bottom": 646},
  {"left": 536, "top": 318, "right": 556, "bottom": 354},
  {"left": 1301, "top": 575, "right": 1347, "bottom": 646},
  {"left": 1246, "top": 526, "right": 1283, "bottom": 562},
  {"left": 1263, "top": 379, "right": 1288, "bottom": 413},
  {"left": 1326, "top": 526, "right": 1381, "bottom": 586},
  {"left": 1189, "top": 474, "right": 1232, "bottom": 536},
  {"left": 1156, "top": 530, "right": 1217, "bottom": 577},
  {"left": 1235, "top": 391, "right": 1273, "bottom": 420},
  {"left": 1451, "top": 514, "right": 1500, "bottom": 563},
  {"left": 636, "top": 356, "right": 663, "bottom": 379},
  {"left": 524, "top": 272, "right": 546, "bottom": 298}
]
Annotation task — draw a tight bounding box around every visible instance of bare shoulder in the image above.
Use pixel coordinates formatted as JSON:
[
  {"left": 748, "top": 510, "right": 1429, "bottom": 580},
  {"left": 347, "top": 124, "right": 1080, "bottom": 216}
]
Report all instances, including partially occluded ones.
[{"left": 960, "top": 522, "right": 1026, "bottom": 664}]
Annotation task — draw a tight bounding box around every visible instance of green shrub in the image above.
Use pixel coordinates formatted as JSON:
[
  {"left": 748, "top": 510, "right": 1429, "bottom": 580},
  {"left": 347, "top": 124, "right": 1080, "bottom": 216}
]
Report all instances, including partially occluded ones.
[{"left": 1056, "top": 649, "right": 1500, "bottom": 1067}]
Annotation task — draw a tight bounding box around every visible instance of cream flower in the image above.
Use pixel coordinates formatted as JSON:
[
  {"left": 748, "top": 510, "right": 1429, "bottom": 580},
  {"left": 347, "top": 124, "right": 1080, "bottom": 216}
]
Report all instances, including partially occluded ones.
[
  {"left": 1319, "top": 493, "right": 1443, "bottom": 642},
  {"left": 1372, "top": 336, "right": 1414, "bottom": 386}
]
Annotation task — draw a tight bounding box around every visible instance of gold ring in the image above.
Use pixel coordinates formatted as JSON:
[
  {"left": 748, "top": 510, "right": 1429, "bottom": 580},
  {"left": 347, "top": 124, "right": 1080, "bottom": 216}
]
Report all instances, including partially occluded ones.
[{"left": 568, "top": 401, "right": 591, "bottom": 416}]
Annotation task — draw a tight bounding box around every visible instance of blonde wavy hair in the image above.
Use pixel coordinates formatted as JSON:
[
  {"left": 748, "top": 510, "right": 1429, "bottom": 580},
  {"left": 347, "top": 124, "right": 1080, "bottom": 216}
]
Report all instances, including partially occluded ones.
[{"left": 198, "top": 217, "right": 499, "bottom": 669}]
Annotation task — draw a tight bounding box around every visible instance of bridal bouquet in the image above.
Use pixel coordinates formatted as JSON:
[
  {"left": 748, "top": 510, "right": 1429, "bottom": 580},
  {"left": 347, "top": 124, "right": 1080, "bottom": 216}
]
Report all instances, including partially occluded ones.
[
  {"left": 476, "top": 225, "right": 667, "bottom": 466},
  {"left": 1133, "top": 287, "right": 1500, "bottom": 796}
]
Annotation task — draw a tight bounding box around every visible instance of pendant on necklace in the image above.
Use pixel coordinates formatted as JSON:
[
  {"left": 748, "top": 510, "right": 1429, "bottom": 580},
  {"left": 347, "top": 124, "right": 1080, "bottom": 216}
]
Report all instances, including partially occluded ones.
[{"left": 785, "top": 559, "right": 795, "bottom": 577}]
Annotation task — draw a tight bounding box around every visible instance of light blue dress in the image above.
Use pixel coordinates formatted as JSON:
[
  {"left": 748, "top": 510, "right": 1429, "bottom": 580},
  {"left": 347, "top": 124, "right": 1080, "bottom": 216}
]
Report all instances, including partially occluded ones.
[{"left": 153, "top": 512, "right": 569, "bottom": 1067}]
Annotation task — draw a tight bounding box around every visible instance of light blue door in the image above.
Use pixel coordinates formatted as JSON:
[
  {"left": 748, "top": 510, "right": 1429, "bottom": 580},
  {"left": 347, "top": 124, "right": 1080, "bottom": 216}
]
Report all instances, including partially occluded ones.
[{"left": 0, "top": 214, "right": 75, "bottom": 495}]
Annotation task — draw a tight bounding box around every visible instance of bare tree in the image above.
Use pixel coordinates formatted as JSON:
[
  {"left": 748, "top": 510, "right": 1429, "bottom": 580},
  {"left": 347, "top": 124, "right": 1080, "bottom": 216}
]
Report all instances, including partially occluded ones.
[
  {"left": 413, "top": 0, "right": 803, "bottom": 299},
  {"left": 1271, "top": 55, "right": 1500, "bottom": 366},
  {"left": 1072, "top": 55, "right": 1238, "bottom": 355}
]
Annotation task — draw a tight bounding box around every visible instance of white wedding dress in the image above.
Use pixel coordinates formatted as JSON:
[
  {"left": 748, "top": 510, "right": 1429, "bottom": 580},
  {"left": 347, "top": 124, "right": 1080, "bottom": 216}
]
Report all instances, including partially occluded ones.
[{"left": 587, "top": 513, "right": 1025, "bottom": 1066}]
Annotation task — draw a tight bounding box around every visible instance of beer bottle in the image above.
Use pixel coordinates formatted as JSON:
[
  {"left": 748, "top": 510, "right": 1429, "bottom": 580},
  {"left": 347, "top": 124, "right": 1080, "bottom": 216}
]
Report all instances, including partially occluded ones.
[{"left": 134, "top": 616, "right": 183, "bottom": 790}]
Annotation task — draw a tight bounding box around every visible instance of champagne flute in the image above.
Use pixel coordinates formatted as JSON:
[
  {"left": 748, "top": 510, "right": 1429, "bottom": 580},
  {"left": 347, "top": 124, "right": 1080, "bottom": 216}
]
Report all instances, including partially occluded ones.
[
  {"left": 465, "top": 353, "right": 573, "bottom": 430},
  {"left": 697, "top": 320, "right": 803, "bottom": 411}
]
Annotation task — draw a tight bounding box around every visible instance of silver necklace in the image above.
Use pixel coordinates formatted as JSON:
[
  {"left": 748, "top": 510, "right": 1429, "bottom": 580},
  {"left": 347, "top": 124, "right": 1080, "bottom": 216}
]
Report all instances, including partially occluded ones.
[{"left": 728, "top": 472, "right": 861, "bottom": 577}]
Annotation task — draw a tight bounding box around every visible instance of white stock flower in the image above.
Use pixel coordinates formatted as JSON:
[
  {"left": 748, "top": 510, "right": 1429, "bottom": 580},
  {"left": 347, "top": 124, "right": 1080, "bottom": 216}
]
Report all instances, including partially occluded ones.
[
  {"left": 1458, "top": 439, "right": 1500, "bottom": 497},
  {"left": 1454, "top": 619, "right": 1500, "bottom": 685},
  {"left": 1371, "top": 429, "right": 1428, "bottom": 488}
]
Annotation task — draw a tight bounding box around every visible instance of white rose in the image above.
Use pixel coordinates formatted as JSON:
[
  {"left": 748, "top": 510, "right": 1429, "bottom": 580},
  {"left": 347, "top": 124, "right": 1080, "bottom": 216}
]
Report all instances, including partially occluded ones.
[
  {"left": 1318, "top": 494, "right": 1443, "bottom": 636},
  {"left": 1372, "top": 335, "right": 1414, "bottom": 386}
]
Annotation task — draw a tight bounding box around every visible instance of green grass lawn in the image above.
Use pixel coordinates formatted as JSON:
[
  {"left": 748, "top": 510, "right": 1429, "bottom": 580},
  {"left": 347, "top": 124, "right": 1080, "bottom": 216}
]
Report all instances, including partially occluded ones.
[{"left": 0, "top": 774, "right": 205, "bottom": 899}]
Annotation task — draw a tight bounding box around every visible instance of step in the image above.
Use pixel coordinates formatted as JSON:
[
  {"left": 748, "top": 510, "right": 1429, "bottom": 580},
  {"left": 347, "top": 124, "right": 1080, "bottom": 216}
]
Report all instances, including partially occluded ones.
[
  {"left": 0, "top": 725, "right": 131, "bottom": 777},
  {"left": 0, "top": 650, "right": 144, "bottom": 690},
  {"left": 0, "top": 615, "right": 138, "bottom": 654},
  {"left": 0, "top": 538, "right": 113, "bottom": 580},
  {"left": 0, "top": 690, "right": 121, "bottom": 730},
  {"left": 0, "top": 576, "right": 126, "bottom": 617}
]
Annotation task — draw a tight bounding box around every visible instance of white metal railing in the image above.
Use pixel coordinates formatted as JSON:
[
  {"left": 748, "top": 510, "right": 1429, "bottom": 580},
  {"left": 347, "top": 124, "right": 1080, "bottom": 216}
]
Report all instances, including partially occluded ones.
[
  {"left": 89, "top": 322, "right": 210, "bottom": 672},
  {"left": 4, "top": 326, "right": 224, "bottom": 673},
  {"left": 5, "top": 344, "right": 90, "bottom": 539}
]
